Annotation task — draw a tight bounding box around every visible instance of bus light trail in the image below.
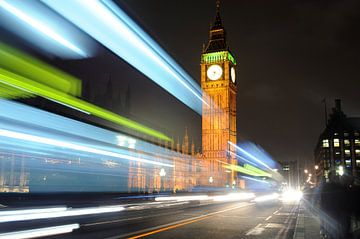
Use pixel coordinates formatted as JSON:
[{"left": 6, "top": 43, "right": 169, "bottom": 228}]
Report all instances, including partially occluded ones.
[{"left": 42, "top": 0, "right": 206, "bottom": 114}]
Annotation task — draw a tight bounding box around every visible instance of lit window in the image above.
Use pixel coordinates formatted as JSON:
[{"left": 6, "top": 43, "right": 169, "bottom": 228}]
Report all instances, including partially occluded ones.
[
  {"left": 334, "top": 139, "right": 340, "bottom": 147},
  {"left": 344, "top": 132, "right": 349, "bottom": 137},
  {"left": 345, "top": 149, "right": 351, "bottom": 156},
  {"left": 324, "top": 170, "right": 329, "bottom": 179},
  {"left": 355, "top": 139, "right": 360, "bottom": 147},
  {"left": 345, "top": 159, "right": 352, "bottom": 167},
  {"left": 355, "top": 132, "right": 360, "bottom": 137},
  {"left": 322, "top": 139, "right": 329, "bottom": 148},
  {"left": 356, "top": 159, "right": 360, "bottom": 167},
  {"left": 344, "top": 139, "right": 350, "bottom": 147},
  {"left": 356, "top": 149, "right": 360, "bottom": 157}
]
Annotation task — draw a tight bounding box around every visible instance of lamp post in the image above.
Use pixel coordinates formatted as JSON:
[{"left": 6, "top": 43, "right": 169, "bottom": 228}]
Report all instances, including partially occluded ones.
[{"left": 159, "top": 168, "right": 166, "bottom": 192}]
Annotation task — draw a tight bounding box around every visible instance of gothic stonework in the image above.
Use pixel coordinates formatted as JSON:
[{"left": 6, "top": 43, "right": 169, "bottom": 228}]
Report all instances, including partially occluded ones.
[{"left": 200, "top": 2, "right": 237, "bottom": 187}]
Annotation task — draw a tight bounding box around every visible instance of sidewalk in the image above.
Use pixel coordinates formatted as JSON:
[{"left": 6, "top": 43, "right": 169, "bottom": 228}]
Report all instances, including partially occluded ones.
[{"left": 293, "top": 201, "right": 321, "bottom": 239}]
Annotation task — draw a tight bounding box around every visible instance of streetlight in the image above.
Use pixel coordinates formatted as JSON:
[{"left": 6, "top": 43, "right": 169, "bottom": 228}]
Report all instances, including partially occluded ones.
[
  {"left": 209, "top": 176, "right": 213, "bottom": 184},
  {"left": 304, "top": 169, "right": 308, "bottom": 174},
  {"left": 159, "top": 168, "right": 166, "bottom": 192},
  {"left": 315, "top": 165, "right": 319, "bottom": 170},
  {"left": 338, "top": 166, "right": 344, "bottom": 176}
]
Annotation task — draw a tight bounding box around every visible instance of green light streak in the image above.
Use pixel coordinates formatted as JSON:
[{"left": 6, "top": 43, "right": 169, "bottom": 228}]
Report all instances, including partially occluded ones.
[
  {"left": 0, "top": 82, "right": 32, "bottom": 99},
  {"left": 244, "top": 164, "right": 272, "bottom": 177},
  {"left": 225, "top": 164, "right": 271, "bottom": 177},
  {"left": 201, "top": 51, "right": 236, "bottom": 65},
  {"left": 0, "top": 42, "right": 81, "bottom": 97},
  {"left": 0, "top": 68, "right": 171, "bottom": 142}
]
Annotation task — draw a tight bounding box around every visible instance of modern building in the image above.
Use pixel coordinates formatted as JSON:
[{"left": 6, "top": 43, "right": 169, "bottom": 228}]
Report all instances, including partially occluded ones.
[{"left": 314, "top": 99, "right": 360, "bottom": 182}]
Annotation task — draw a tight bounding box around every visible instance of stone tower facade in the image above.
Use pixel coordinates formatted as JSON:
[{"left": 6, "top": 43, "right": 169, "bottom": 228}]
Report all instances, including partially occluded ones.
[{"left": 200, "top": 1, "right": 237, "bottom": 187}]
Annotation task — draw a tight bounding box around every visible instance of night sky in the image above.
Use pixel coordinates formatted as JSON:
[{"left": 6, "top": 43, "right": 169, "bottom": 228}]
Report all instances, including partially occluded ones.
[
  {"left": 119, "top": 0, "right": 360, "bottom": 165},
  {"left": 2, "top": 0, "right": 360, "bottom": 166}
]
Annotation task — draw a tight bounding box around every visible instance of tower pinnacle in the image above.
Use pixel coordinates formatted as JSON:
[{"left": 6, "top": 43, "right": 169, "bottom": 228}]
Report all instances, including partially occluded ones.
[
  {"left": 204, "top": 0, "right": 227, "bottom": 53},
  {"left": 216, "top": 0, "right": 220, "bottom": 13}
]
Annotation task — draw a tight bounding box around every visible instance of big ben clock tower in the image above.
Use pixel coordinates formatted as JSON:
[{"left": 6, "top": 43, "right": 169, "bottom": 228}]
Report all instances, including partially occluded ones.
[{"left": 201, "top": 1, "right": 237, "bottom": 187}]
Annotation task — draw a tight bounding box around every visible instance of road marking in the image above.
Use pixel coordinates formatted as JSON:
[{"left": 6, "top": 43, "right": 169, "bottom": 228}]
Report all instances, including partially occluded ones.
[
  {"left": 265, "top": 215, "right": 272, "bottom": 221},
  {"left": 105, "top": 202, "right": 254, "bottom": 239},
  {"left": 245, "top": 223, "right": 264, "bottom": 235},
  {"left": 83, "top": 217, "right": 143, "bottom": 227},
  {"left": 265, "top": 223, "right": 285, "bottom": 228}
]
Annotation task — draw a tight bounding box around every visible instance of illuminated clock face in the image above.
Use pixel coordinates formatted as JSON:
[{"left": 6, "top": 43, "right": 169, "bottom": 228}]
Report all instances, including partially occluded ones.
[
  {"left": 207, "top": 64, "right": 223, "bottom": 81},
  {"left": 231, "top": 67, "right": 236, "bottom": 83}
]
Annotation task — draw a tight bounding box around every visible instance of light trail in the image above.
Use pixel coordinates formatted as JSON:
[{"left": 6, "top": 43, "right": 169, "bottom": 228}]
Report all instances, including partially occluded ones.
[
  {"left": 42, "top": 0, "right": 206, "bottom": 113},
  {"left": 0, "top": 1, "right": 93, "bottom": 59},
  {"left": 0, "top": 207, "right": 67, "bottom": 216},
  {"left": 0, "top": 67, "right": 170, "bottom": 141},
  {"left": 0, "top": 205, "right": 125, "bottom": 223},
  {"left": 254, "top": 193, "right": 279, "bottom": 203},
  {"left": 0, "top": 129, "right": 174, "bottom": 168},
  {"left": 155, "top": 195, "right": 209, "bottom": 202},
  {"left": 224, "top": 163, "right": 271, "bottom": 177},
  {"left": 0, "top": 224, "right": 79, "bottom": 239},
  {"left": 0, "top": 100, "right": 175, "bottom": 158},
  {"left": 0, "top": 1, "right": 85, "bottom": 56},
  {"left": 228, "top": 141, "right": 273, "bottom": 171},
  {"left": 0, "top": 42, "right": 81, "bottom": 97}
]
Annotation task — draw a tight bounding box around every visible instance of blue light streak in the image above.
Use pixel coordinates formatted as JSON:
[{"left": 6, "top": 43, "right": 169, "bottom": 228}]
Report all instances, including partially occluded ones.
[
  {"left": 42, "top": 0, "right": 205, "bottom": 113},
  {"left": 228, "top": 141, "right": 274, "bottom": 171},
  {"left": 0, "top": 0, "right": 95, "bottom": 59}
]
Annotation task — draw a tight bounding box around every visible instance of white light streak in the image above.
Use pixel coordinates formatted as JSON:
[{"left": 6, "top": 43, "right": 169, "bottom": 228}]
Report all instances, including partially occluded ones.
[
  {"left": 0, "top": 205, "right": 124, "bottom": 223},
  {"left": 42, "top": 0, "right": 206, "bottom": 113},
  {"left": 0, "top": 129, "right": 173, "bottom": 168},
  {"left": 228, "top": 141, "right": 273, "bottom": 171},
  {"left": 0, "top": 207, "right": 67, "bottom": 216},
  {"left": 0, "top": 224, "right": 79, "bottom": 239},
  {"left": 254, "top": 193, "right": 279, "bottom": 203},
  {"left": 0, "top": 1, "right": 86, "bottom": 57},
  {"left": 155, "top": 195, "right": 209, "bottom": 202}
]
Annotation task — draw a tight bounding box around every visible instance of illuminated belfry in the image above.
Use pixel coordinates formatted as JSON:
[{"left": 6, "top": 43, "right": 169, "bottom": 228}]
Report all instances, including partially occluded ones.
[{"left": 200, "top": 0, "right": 237, "bottom": 187}]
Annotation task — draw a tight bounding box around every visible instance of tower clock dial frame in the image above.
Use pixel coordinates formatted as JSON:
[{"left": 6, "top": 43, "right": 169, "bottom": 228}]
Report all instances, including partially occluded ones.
[
  {"left": 230, "top": 67, "right": 236, "bottom": 83},
  {"left": 207, "top": 64, "right": 223, "bottom": 81}
]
